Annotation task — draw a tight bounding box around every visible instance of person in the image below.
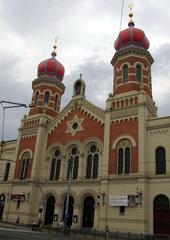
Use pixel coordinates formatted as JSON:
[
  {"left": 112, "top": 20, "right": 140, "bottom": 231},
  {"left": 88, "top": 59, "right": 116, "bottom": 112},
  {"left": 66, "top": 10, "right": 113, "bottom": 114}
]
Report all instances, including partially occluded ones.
[
  {"left": 37, "top": 217, "right": 43, "bottom": 231},
  {"left": 16, "top": 215, "right": 20, "bottom": 226},
  {"left": 105, "top": 225, "right": 109, "bottom": 240},
  {"left": 58, "top": 220, "right": 64, "bottom": 232},
  {"left": 32, "top": 221, "right": 37, "bottom": 231}
]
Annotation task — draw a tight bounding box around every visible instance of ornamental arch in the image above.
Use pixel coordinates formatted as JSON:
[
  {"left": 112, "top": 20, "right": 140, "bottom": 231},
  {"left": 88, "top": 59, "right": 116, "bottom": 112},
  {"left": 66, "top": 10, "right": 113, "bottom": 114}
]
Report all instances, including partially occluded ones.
[{"left": 153, "top": 194, "right": 170, "bottom": 235}]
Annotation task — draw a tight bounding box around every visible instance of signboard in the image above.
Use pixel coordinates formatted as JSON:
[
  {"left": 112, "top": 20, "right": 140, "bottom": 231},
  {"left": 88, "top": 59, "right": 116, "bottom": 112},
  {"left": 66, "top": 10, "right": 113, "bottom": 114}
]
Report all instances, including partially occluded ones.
[
  {"left": 128, "top": 195, "right": 136, "bottom": 207},
  {"left": 11, "top": 194, "right": 25, "bottom": 202},
  {"left": 110, "top": 195, "right": 137, "bottom": 207},
  {"left": 110, "top": 196, "right": 128, "bottom": 206}
]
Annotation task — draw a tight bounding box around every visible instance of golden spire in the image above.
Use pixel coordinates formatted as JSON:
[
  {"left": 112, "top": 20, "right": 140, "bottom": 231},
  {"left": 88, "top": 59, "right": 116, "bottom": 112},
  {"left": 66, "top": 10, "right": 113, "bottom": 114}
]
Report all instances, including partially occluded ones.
[
  {"left": 128, "top": 3, "right": 135, "bottom": 27},
  {"left": 51, "top": 37, "right": 57, "bottom": 57}
]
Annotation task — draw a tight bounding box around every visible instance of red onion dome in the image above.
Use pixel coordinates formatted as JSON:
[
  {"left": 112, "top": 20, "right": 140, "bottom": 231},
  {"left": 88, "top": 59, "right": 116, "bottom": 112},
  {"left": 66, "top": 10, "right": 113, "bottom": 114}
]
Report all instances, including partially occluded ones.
[
  {"left": 114, "top": 16, "right": 150, "bottom": 51},
  {"left": 37, "top": 50, "right": 65, "bottom": 81}
]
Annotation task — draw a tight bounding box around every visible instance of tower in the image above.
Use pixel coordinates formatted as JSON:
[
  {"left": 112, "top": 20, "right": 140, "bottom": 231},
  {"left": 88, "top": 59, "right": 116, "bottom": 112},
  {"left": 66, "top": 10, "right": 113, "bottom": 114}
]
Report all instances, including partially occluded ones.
[
  {"left": 14, "top": 43, "right": 65, "bottom": 181},
  {"left": 29, "top": 42, "right": 65, "bottom": 118},
  {"left": 109, "top": 7, "right": 157, "bottom": 118}
]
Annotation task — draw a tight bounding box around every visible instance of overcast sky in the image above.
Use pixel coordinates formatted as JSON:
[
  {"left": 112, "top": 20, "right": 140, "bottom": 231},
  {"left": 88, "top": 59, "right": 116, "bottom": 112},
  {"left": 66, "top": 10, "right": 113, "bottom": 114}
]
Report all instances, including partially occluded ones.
[{"left": 0, "top": 0, "right": 170, "bottom": 141}]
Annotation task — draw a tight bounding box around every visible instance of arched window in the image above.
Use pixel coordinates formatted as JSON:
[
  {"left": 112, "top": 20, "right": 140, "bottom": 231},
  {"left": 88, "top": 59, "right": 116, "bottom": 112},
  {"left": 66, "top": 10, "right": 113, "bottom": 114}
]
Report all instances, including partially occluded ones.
[
  {"left": 123, "top": 65, "right": 128, "bottom": 83},
  {"left": 19, "top": 152, "right": 30, "bottom": 180},
  {"left": 86, "top": 144, "right": 99, "bottom": 179},
  {"left": 34, "top": 91, "right": 39, "bottom": 106},
  {"left": 136, "top": 64, "right": 142, "bottom": 82},
  {"left": 75, "top": 81, "right": 81, "bottom": 95},
  {"left": 67, "top": 146, "right": 79, "bottom": 180},
  {"left": 155, "top": 147, "right": 166, "bottom": 174},
  {"left": 54, "top": 95, "right": 58, "bottom": 111},
  {"left": 50, "top": 149, "right": 61, "bottom": 180},
  {"left": 117, "top": 140, "right": 131, "bottom": 174},
  {"left": 44, "top": 91, "right": 50, "bottom": 106},
  {"left": 154, "top": 194, "right": 170, "bottom": 235},
  {"left": 4, "top": 162, "right": 10, "bottom": 181}
]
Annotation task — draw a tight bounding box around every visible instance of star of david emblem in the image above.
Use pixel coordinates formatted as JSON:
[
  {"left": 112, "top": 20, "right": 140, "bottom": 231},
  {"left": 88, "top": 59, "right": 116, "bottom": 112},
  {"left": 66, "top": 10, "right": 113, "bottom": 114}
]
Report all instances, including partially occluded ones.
[{"left": 66, "top": 115, "right": 84, "bottom": 136}]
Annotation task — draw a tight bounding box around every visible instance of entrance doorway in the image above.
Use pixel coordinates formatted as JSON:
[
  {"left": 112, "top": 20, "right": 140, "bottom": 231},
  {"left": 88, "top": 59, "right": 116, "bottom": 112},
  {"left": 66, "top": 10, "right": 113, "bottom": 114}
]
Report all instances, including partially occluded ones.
[
  {"left": 0, "top": 194, "right": 5, "bottom": 221},
  {"left": 82, "top": 196, "right": 95, "bottom": 228},
  {"left": 44, "top": 196, "right": 55, "bottom": 224},
  {"left": 154, "top": 194, "right": 170, "bottom": 235},
  {"left": 63, "top": 196, "right": 74, "bottom": 227}
]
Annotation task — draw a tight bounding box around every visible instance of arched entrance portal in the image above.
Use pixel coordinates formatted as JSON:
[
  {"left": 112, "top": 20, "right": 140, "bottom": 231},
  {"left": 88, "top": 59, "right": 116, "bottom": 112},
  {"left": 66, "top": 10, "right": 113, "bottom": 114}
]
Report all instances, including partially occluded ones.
[
  {"left": 0, "top": 194, "right": 5, "bottom": 221},
  {"left": 44, "top": 196, "right": 55, "bottom": 225},
  {"left": 82, "top": 196, "right": 95, "bottom": 228},
  {"left": 63, "top": 196, "right": 74, "bottom": 227},
  {"left": 154, "top": 194, "right": 170, "bottom": 235}
]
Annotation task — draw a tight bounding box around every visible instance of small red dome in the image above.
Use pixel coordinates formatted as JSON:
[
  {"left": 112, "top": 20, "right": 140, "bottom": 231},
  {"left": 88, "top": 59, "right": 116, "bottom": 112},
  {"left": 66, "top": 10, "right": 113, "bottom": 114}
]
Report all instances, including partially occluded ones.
[
  {"left": 114, "top": 26, "right": 150, "bottom": 51},
  {"left": 38, "top": 56, "right": 65, "bottom": 81}
]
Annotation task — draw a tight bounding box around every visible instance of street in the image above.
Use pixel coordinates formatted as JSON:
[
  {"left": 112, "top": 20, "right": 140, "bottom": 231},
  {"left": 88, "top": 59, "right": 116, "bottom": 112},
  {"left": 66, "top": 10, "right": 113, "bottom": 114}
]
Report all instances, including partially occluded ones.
[{"left": 0, "top": 227, "right": 70, "bottom": 240}]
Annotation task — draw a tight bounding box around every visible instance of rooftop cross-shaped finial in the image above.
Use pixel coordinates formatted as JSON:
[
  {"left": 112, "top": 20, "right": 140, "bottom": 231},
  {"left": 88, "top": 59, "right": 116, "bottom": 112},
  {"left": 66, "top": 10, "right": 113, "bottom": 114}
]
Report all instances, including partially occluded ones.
[
  {"left": 80, "top": 73, "right": 82, "bottom": 80},
  {"left": 128, "top": 3, "right": 135, "bottom": 27}
]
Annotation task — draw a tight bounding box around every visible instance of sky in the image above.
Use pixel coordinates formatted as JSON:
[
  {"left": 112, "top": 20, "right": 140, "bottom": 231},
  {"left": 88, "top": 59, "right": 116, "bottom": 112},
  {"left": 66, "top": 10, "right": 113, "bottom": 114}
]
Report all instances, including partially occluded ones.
[{"left": 0, "top": 0, "right": 170, "bottom": 140}]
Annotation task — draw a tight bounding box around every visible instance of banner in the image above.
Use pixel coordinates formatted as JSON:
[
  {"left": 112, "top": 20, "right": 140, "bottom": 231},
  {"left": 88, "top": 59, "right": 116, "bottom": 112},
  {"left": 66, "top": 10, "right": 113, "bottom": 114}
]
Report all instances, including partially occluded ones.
[{"left": 110, "top": 195, "right": 128, "bottom": 206}]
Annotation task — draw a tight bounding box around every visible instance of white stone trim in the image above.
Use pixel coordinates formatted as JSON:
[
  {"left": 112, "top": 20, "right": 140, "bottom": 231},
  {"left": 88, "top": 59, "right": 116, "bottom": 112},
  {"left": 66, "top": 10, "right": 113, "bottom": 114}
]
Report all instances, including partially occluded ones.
[{"left": 112, "top": 135, "right": 136, "bottom": 149}]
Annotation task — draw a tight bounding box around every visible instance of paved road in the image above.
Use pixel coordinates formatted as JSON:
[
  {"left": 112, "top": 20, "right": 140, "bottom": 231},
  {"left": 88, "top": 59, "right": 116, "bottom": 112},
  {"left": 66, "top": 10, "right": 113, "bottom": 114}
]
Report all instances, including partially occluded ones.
[{"left": 0, "top": 227, "right": 71, "bottom": 240}]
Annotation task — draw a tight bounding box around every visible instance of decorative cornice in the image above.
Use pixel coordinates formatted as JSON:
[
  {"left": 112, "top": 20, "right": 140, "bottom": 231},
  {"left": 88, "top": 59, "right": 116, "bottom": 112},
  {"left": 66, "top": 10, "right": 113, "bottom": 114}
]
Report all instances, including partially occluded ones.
[
  {"left": 111, "top": 47, "right": 154, "bottom": 66},
  {"left": 111, "top": 107, "right": 138, "bottom": 120},
  {"left": 148, "top": 129, "right": 168, "bottom": 135},
  {"left": 32, "top": 76, "right": 65, "bottom": 91}
]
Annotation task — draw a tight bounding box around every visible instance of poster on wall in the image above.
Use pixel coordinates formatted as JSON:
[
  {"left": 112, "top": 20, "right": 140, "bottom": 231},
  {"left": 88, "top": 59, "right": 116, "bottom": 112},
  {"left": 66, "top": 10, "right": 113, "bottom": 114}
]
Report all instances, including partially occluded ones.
[
  {"left": 128, "top": 195, "right": 136, "bottom": 207},
  {"left": 110, "top": 196, "right": 128, "bottom": 206}
]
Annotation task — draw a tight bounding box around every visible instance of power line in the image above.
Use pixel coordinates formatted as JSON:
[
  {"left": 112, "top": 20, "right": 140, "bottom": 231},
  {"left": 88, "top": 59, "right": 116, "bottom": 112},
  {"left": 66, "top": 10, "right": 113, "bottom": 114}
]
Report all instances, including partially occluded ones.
[{"left": 119, "top": 0, "right": 125, "bottom": 32}]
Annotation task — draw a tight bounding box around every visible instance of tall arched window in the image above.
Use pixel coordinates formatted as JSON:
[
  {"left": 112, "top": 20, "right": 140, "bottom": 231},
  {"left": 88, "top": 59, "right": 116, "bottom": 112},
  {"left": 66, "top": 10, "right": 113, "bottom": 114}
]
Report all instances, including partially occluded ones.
[
  {"left": 44, "top": 91, "right": 50, "bottom": 106},
  {"left": 154, "top": 194, "right": 170, "bottom": 235},
  {"left": 54, "top": 95, "right": 58, "bottom": 111},
  {"left": 19, "top": 152, "right": 30, "bottom": 180},
  {"left": 86, "top": 144, "right": 99, "bottom": 179},
  {"left": 4, "top": 162, "right": 10, "bottom": 181},
  {"left": 75, "top": 81, "right": 81, "bottom": 95},
  {"left": 136, "top": 64, "right": 142, "bottom": 82},
  {"left": 117, "top": 140, "right": 131, "bottom": 174},
  {"left": 50, "top": 149, "right": 61, "bottom": 180},
  {"left": 123, "top": 65, "right": 128, "bottom": 83},
  {"left": 67, "top": 146, "right": 79, "bottom": 180},
  {"left": 155, "top": 147, "right": 166, "bottom": 174},
  {"left": 34, "top": 91, "right": 39, "bottom": 106}
]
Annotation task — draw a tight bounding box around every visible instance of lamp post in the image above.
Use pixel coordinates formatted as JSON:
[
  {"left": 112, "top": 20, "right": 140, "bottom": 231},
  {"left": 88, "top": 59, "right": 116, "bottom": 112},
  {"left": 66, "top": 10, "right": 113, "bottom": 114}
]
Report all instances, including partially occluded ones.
[
  {"left": 97, "top": 189, "right": 106, "bottom": 205},
  {"left": 64, "top": 158, "right": 73, "bottom": 234},
  {"left": 135, "top": 188, "right": 143, "bottom": 206}
]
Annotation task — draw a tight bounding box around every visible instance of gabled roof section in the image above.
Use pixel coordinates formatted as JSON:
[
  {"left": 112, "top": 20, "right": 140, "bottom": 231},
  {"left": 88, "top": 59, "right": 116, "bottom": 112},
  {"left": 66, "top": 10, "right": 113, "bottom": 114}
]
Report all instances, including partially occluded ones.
[{"left": 47, "top": 97, "right": 105, "bottom": 134}]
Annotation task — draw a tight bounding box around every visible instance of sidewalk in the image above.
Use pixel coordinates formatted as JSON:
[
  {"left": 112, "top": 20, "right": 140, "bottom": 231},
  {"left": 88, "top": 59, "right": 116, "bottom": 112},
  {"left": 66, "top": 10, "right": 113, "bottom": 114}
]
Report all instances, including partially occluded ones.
[{"left": 0, "top": 221, "right": 30, "bottom": 230}]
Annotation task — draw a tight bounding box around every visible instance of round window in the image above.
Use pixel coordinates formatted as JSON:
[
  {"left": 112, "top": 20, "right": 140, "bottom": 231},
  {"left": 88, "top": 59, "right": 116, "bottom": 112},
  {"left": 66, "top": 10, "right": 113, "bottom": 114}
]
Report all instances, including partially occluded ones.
[
  {"left": 55, "top": 150, "right": 60, "bottom": 157},
  {"left": 90, "top": 145, "right": 97, "bottom": 153},
  {"left": 72, "top": 122, "right": 78, "bottom": 129},
  {"left": 72, "top": 147, "right": 77, "bottom": 155}
]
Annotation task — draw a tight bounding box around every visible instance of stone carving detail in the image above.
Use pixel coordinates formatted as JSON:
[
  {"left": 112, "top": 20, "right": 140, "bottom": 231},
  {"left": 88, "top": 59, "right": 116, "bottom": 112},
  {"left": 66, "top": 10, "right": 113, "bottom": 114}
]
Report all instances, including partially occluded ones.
[{"left": 66, "top": 115, "right": 84, "bottom": 136}]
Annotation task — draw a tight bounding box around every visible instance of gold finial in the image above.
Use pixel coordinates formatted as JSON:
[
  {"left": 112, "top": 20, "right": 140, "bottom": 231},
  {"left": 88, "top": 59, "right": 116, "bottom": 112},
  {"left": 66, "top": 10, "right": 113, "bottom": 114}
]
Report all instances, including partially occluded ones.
[
  {"left": 128, "top": 3, "right": 135, "bottom": 27},
  {"left": 51, "top": 37, "right": 57, "bottom": 57}
]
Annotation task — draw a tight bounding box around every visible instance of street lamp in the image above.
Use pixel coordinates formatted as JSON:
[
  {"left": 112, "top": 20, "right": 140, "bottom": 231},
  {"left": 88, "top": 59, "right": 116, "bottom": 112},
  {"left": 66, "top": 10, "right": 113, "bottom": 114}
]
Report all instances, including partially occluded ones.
[
  {"left": 97, "top": 189, "right": 106, "bottom": 205},
  {"left": 135, "top": 188, "right": 142, "bottom": 206},
  {"left": 64, "top": 158, "right": 73, "bottom": 234}
]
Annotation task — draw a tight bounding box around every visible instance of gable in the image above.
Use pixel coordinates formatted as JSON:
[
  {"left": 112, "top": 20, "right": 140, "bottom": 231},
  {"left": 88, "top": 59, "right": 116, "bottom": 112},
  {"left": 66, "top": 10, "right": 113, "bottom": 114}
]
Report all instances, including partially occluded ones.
[{"left": 47, "top": 99, "right": 105, "bottom": 147}]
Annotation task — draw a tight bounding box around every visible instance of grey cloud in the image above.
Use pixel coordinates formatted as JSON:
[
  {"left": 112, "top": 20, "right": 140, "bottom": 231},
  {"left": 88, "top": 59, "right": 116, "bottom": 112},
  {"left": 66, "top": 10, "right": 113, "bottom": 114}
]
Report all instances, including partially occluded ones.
[
  {"left": 152, "top": 43, "right": 170, "bottom": 79},
  {"left": 63, "top": 55, "right": 113, "bottom": 109}
]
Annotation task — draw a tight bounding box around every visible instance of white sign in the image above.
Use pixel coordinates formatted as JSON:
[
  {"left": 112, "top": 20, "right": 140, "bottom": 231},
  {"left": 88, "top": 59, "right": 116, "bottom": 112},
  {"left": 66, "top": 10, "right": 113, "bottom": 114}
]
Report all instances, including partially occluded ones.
[{"left": 110, "top": 195, "right": 128, "bottom": 206}]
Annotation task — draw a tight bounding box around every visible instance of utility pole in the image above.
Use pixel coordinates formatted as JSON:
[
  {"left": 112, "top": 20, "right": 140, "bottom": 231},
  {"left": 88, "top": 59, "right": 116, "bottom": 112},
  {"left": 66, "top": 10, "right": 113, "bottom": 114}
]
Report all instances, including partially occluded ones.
[{"left": 0, "top": 100, "right": 32, "bottom": 159}]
